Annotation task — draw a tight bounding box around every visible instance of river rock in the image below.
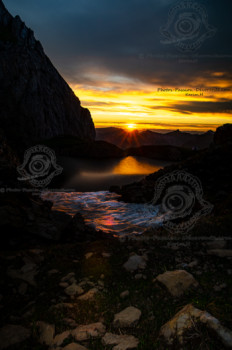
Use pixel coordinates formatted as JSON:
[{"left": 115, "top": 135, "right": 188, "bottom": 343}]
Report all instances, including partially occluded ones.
[
  {"left": 77, "top": 288, "right": 98, "bottom": 300},
  {"left": 123, "top": 255, "right": 146, "bottom": 272},
  {"left": 102, "top": 332, "right": 139, "bottom": 350},
  {"left": 159, "top": 304, "right": 232, "bottom": 348},
  {"left": 65, "top": 284, "right": 84, "bottom": 296},
  {"left": 155, "top": 270, "right": 199, "bottom": 297},
  {"left": 53, "top": 330, "right": 71, "bottom": 346},
  {"left": 37, "top": 321, "right": 55, "bottom": 346},
  {"left": 113, "top": 307, "right": 141, "bottom": 328},
  {"left": 0, "top": 325, "right": 30, "bottom": 349},
  {"left": 72, "top": 322, "right": 106, "bottom": 341}
]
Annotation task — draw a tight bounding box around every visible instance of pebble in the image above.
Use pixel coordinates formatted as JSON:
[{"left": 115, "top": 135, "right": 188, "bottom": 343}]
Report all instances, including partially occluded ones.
[
  {"left": 77, "top": 288, "right": 98, "bottom": 300},
  {"left": 72, "top": 322, "right": 106, "bottom": 341},
  {"left": 102, "top": 252, "right": 111, "bottom": 258},
  {"left": 120, "top": 290, "right": 129, "bottom": 299},
  {"left": 85, "top": 252, "right": 94, "bottom": 259}
]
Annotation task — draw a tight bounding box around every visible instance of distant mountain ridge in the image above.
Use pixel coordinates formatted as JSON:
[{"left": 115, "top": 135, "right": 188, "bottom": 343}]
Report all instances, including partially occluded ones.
[
  {"left": 96, "top": 127, "right": 214, "bottom": 149},
  {"left": 0, "top": 0, "right": 95, "bottom": 148}
]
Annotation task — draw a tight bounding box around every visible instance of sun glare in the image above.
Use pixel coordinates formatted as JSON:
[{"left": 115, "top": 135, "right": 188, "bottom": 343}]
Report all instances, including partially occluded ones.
[{"left": 126, "top": 123, "right": 136, "bottom": 131}]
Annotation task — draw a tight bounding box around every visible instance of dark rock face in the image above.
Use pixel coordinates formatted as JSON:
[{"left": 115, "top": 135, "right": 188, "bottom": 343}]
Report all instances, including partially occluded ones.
[
  {"left": 0, "top": 132, "right": 101, "bottom": 246},
  {"left": 214, "top": 124, "right": 232, "bottom": 145},
  {"left": 0, "top": 1, "right": 95, "bottom": 148}
]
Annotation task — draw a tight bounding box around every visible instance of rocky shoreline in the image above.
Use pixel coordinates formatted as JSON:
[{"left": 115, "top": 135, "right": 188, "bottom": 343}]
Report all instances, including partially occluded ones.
[{"left": 0, "top": 235, "right": 232, "bottom": 349}]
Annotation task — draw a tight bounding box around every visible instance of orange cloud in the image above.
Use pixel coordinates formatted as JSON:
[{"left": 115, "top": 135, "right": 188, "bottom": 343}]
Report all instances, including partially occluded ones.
[{"left": 70, "top": 75, "right": 232, "bottom": 132}]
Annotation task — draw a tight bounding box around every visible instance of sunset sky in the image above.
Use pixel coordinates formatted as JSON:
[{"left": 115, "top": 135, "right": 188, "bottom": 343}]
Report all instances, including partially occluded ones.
[{"left": 5, "top": 0, "right": 232, "bottom": 132}]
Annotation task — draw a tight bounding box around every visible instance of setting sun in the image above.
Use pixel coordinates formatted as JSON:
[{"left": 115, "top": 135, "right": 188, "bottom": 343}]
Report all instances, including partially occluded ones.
[{"left": 126, "top": 123, "right": 137, "bottom": 131}]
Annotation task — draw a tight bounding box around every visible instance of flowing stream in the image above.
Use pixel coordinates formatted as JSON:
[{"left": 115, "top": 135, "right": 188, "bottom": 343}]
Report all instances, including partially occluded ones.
[{"left": 42, "top": 191, "right": 162, "bottom": 237}]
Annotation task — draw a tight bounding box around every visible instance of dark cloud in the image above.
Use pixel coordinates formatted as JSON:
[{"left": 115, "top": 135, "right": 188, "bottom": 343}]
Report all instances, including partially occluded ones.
[
  {"left": 4, "top": 0, "right": 232, "bottom": 87},
  {"left": 147, "top": 99, "right": 232, "bottom": 114}
]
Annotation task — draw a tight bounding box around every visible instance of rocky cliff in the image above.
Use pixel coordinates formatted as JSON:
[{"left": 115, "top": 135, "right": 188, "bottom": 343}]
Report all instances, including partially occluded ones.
[{"left": 0, "top": 0, "right": 95, "bottom": 148}]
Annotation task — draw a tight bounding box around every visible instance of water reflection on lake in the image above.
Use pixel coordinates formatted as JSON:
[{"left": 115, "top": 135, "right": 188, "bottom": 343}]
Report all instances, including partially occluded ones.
[{"left": 60, "top": 156, "right": 171, "bottom": 191}]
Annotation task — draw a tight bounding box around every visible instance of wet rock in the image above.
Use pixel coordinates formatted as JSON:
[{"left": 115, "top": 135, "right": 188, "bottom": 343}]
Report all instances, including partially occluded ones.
[
  {"left": 123, "top": 255, "right": 146, "bottom": 272},
  {"left": 0, "top": 325, "right": 30, "bottom": 349},
  {"left": 113, "top": 307, "right": 141, "bottom": 328},
  {"left": 159, "top": 304, "right": 232, "bottom": 348},
  {"left": 77, "top": 288, "right": 98, "bottom": 301},
  {"left": 37, "top": 321, "right": 55, "bottom": 346},
  {"left": 155, "top": 270, "right": 198, "bottom": 297},
  {"left": 53, "top": 330, "right": 71, "bottom": 346},
  {"left": 102, "top": 332, "right": 139, "bottom": 350},
  {"left": 72, "top": 322, "right": 106, "bottom": 341}
]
